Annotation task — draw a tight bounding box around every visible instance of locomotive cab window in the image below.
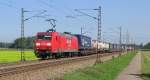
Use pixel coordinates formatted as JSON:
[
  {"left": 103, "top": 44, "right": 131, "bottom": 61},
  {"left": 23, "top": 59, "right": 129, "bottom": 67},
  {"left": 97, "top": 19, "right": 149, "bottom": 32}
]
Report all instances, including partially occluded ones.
[{"left": 37, "top": 35, "right": 52, "bottom": 40}]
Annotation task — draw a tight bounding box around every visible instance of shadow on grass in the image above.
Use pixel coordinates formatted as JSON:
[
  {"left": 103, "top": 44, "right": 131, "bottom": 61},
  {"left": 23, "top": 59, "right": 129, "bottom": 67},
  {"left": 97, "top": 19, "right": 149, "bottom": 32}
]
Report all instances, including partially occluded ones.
[{"left": 130, "top": 73, "right": 150, "bottom": 79}]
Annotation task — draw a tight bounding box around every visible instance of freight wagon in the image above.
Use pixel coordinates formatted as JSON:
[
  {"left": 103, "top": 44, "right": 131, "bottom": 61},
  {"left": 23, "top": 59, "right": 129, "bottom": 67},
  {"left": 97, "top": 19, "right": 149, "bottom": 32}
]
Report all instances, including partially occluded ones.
[
  {"left": 74, "top": 34, "right": 92, "bottom": 55},
  {"left": 92, "top": 40, "right": 110, "bottom": 52}
]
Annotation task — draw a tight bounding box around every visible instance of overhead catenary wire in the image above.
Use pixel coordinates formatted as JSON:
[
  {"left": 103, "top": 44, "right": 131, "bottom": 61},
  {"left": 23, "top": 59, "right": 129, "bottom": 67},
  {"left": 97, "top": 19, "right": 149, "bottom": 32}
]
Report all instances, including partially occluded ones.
[
  {"left": 36, "top": 0, "right": 97, "bottom": 36},
  {"left": 46, "top": 0, "right": 94, "bottom": 28},
  {"left": 66, "top": 14, "right": 96, "bottom": 38},
  {"left": 36, "top": 0, "right": 91, "bottom": 25},
  {"left": 0, "top": 1, "right": 19, "bottom": 11},
  {"left": 47, "top": 0, "right": 76, "bottom": 16},
  {"left": 36, "top": 0, "right": 83, "bottom": 31},
  {"left": 75, "top": 9, "right": 98, "bottom": 20},
  {"left": 56, "top": 0, "right": 98, "bottom": 29},
  {"left": 36, "top": 0, "right": 70, "bottom": 16},
  {"left": 24, "top": 10, "right": 47, "bottom": 21}
]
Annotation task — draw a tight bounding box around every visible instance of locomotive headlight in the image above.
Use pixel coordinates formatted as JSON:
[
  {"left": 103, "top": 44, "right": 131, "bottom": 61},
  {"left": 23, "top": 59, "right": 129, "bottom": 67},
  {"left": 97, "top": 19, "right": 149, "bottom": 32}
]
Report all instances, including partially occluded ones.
[
  {"left": 36, "top": 43, "right": 40, "bottom": 46},
  {"left": 47, "top": 43, "right": 51, "bottom": 46}
]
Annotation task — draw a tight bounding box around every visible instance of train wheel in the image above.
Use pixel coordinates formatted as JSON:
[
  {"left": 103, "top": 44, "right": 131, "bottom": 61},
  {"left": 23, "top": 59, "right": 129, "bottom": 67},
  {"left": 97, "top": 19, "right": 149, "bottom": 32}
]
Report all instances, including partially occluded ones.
[
  {"left": 52, "top": 54, "right": 56, "bottom": 59},
  {"left": 78, "top": 52, "right": 82, "bottom": 56},
  {"left": 69, "top": 52, "right": 72, "bottom": 57},
  {"left": 47, "top": 53, "right": 51, "bottom": 59},
  {"left": 65, "top": 52, "right": 69, "bottom": 57},
  {"left": 41, "top": 56, "right": 47, "bottom": 60},
  {"left": 55, "top": 53, "right": 61, "bottom": 59}
]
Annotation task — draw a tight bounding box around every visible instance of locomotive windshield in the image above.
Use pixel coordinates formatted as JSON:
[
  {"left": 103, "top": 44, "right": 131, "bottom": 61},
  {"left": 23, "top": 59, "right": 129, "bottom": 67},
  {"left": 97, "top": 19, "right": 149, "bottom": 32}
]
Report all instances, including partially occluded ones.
[{"left": 37, "top": 35, "right": 52, "bottom": 40}]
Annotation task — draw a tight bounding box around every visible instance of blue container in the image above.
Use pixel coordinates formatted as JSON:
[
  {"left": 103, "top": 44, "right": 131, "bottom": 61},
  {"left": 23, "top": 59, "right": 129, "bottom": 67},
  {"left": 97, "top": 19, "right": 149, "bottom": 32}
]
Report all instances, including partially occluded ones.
[{"left": 74, "top": 34, "right": 92, "bottom": 50}]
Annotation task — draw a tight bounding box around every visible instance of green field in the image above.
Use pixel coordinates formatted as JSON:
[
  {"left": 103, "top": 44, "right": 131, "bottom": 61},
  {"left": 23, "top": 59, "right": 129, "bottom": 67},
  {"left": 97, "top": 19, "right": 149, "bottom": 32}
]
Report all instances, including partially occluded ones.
[
  {"left": 64, "top": 51, "right": 136, "bottom": 80},
  {"left": 0, "top": 49, "right": 37, "bottom": 63},
  {"left": 141, "top": 51, "right": 150, "bottom": 80}
]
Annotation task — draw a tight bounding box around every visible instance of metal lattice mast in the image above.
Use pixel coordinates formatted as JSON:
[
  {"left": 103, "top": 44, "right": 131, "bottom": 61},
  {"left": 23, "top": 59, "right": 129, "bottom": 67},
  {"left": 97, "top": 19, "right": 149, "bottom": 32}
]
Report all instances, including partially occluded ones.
[
  {"left": 95, "top": 6, "right": 102, "bottom": 64},
  {"left": 119, "top": 26, "right": 122, "bottom": 51},
  {"left": 21, "top": 8, "right": 25, "bottom": 61},
  {"left": 97, "top": 6, "right": 101, "bottom": 43},
  {"left": 73, "top": 6, "right": 102, "bottom": 64},
  {"left": 20, "top": 8, "right": 47, "bottom": 61}
]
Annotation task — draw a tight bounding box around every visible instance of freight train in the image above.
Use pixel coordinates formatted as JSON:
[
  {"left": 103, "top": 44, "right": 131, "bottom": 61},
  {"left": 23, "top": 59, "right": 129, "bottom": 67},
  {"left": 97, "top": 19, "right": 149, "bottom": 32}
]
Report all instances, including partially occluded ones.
[{"left": 34, "top": 31, "right": 134, "bottom": 59}]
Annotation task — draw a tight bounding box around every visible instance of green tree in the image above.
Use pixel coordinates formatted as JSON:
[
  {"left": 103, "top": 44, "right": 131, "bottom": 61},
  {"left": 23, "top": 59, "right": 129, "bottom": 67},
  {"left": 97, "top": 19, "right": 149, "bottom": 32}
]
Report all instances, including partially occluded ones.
[
  {"left": 10, "top": 36, "right": 35, "bottom": 49},
  {"left": 143, "top": 42, "right": 150, "bottom": 49}
]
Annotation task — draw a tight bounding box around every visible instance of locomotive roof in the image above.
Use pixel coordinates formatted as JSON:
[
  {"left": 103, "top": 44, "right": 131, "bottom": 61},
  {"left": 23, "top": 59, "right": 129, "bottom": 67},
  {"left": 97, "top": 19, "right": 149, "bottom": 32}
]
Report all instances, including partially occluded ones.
[
  {"left": 37, "top": 32, "right": 74, "bottom": 37},
  {"left": 37, "top": 32, "right": 51, "bottom": 35}
]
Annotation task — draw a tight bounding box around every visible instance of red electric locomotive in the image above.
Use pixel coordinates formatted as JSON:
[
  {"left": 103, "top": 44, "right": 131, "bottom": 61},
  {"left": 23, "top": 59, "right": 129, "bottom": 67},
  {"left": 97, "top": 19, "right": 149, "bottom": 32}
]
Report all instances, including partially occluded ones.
[{"left": 34, "top": 31, "right": 79, "bottom": 59}]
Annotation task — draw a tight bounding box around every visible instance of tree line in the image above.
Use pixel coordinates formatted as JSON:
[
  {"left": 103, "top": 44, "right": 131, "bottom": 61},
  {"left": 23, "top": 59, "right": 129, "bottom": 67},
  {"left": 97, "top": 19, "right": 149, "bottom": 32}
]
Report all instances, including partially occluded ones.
[
  {"left": 140, "top": 42, "right": 150, "bottom": 49},
  {"left": 0, "top": 42, "right": 12, "bottom": 48},
  {"left": 0, "top": 37, "right": 35, "bottom": 49}
]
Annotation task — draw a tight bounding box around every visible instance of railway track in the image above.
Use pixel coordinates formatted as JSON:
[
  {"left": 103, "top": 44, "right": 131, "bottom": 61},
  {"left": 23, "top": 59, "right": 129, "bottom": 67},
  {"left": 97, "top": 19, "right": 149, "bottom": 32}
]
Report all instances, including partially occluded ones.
[
  {"left": 0, "top": 60, "right": 39, "bottom": 68},
  {"left": 0, "top": 52, "right": 122, "bottom": 77}
]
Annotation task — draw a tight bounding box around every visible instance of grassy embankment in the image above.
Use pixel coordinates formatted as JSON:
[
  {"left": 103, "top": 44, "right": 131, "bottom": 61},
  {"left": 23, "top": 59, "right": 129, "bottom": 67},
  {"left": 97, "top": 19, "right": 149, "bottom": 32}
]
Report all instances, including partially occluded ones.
[
  {"left": 64, "top": 51, "right": 136, "bottom": 80},
  {"left": 141, "top": 51, "right": 150, "bottom": 80},
  {"left": 0, "top": 49, "right": 37, "bottom": 63}
]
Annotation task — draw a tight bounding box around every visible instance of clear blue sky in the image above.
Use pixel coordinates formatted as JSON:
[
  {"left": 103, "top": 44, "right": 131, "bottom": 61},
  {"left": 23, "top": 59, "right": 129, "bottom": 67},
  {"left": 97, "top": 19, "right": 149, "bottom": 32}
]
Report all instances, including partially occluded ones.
[{"left": 0, "top": 0, "right": 150, "bottom": 44}]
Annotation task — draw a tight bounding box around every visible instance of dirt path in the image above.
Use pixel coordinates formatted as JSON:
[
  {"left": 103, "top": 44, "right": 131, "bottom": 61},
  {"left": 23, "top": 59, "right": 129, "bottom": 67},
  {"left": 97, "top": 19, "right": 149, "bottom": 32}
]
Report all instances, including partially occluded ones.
[{"left": 116, "top": 52, "right": 142, "bottom": 80}]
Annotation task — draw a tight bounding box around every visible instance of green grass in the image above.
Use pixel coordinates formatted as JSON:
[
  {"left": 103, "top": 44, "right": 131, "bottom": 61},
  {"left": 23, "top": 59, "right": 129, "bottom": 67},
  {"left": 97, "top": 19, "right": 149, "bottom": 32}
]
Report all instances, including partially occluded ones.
[
  {"left": 141, "top": 51, "right": 150, "bottom": 80},
  {"left": 64, "top": 51, "right": 136, "bottom": 80},
  {"left": 0, "top": 49, "right": 37, "bottom": 63}
]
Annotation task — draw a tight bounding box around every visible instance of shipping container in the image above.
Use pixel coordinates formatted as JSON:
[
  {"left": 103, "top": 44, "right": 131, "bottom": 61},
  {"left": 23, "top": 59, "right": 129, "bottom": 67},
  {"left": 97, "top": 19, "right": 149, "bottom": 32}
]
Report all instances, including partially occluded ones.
[{"left": 74, "top": 34, "right": 92, "bottom": 50}]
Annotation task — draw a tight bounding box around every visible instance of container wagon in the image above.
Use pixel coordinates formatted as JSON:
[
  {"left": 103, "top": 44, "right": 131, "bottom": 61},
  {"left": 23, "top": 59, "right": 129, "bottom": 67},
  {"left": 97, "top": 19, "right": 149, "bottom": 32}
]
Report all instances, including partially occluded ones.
[{"left": 74, "top": 34, "right": 92, "bottom": 55}]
